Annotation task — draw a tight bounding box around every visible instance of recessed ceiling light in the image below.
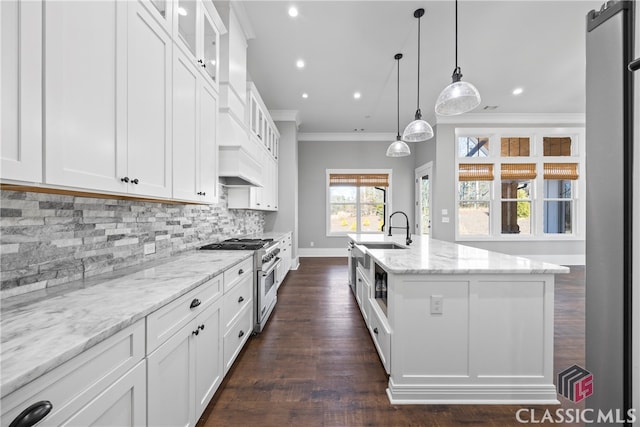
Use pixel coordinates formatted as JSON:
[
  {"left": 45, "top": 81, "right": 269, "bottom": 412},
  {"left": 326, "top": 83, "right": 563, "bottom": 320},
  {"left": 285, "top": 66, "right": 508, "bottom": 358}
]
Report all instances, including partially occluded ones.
[
  {"left": 353, "top": 92, "right": 361, "bottom": 100},
  {"left": 296, "top": 59, "right": 305, "bottom": 69},
  {"left": 512, "top": 87, "right": 524, "bottom": 95},
  {"left": 288, "top": 7, "right": 298, "bottom": 17},
  {"left": 302, "top": 93, "right": 308, "bottom": 99},
  {"left": 178, "top": 7, "right": 187, "bottom": 16}
]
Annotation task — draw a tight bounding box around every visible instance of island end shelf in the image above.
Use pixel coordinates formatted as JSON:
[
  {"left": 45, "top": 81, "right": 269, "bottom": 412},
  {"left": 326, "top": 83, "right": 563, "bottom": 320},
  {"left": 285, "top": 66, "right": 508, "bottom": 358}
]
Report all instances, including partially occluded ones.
[{"left": 348, "top": 233, "right": 569, "bottom": 405}]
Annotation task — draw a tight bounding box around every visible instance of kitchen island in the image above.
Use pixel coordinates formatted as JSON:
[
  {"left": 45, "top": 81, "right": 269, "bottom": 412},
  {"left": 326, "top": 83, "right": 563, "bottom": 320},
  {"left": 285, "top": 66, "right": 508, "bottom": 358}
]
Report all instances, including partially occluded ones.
[{"left": 348, "top": 233, "right": 569, "bottom": 405}]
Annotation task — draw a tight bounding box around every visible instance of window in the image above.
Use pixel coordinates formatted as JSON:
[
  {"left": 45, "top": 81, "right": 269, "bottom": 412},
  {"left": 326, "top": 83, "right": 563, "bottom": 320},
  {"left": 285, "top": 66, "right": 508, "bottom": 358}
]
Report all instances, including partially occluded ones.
[
  {"left": 455, "top": 128, "right": 584, "bottom": 240},
  {"left": 327, "top": 170, "right": 390, "bottom": 235}
]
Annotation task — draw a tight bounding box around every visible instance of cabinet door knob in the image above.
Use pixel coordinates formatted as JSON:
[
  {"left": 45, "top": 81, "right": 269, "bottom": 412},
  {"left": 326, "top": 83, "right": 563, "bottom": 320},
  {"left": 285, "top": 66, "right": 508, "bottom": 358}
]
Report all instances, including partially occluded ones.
[
  {"left": 198, "top": 324, "right": 205, "bottom": 331},
  {"left": 238, "top": 269, "right": 244, "bottom": 275},
  {"left": 131, "top": 178, "right": 139, "bottom": 184},
  {"left": 192, "top": 329, "right": 199, "bottom": 336},
  {"left": 121, "top": 177, "right": 130, "bottom": 183},
  {"left": 190, "top": 298, "right": 201, "bottom": 309},
  {"left": 9, "top": 401, "right": 53, "bottom": 427},
  {"left": 238, "top": 296, "right": 244, "bottom": 303},
  {"left": 373, "top": 327, "right": 379, "bottom": 335},
  {"left": 238, "top": 330, "right": 244, "bottom": 338}
]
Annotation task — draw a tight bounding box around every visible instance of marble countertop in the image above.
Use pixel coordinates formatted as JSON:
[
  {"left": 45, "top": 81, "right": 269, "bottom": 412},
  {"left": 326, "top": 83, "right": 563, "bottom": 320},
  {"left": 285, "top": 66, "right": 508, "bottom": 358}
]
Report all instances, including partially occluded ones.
[
  {"left": 0, "top": 250, "right": 252, "bottom": 398},
  {"left": 348, "top": 234, "right": 569, "bottom": 275}
]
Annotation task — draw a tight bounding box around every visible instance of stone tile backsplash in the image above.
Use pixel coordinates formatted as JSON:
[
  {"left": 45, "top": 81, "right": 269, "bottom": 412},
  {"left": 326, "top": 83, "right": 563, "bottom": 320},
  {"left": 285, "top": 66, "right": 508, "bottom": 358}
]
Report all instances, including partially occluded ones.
[{"left": 0, "top": 186, "right": 264, "bottom": 297}]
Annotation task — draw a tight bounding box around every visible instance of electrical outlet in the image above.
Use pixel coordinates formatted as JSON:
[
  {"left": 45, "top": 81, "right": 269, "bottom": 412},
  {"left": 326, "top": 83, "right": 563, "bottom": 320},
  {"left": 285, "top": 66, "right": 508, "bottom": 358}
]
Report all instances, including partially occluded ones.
[
  {"left": 144, "top": 242, "right": 156, "bottom": 255},
  {"left": 310, "top": 241, "right": 315, "bottom": 247},
  {"left": 442, "top": 217, "right": 450, "bottom": 223},
  {"left": 430, "top": 295, "right": 443, "bottom": 314}
]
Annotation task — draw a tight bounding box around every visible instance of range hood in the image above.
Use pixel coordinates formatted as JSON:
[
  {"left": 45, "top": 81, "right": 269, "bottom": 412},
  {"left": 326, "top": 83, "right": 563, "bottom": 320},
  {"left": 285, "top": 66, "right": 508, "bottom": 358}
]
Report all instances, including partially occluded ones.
[{"left": 219, "top": 146, "right": 263, "bottom": 187}]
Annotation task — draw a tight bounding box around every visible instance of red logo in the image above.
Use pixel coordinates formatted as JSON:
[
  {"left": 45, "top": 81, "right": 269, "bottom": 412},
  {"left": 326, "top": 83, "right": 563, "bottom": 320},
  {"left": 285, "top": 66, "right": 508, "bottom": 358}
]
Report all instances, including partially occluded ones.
[{"left": 558, "top": 365, "right": 593, "bottom": 402}]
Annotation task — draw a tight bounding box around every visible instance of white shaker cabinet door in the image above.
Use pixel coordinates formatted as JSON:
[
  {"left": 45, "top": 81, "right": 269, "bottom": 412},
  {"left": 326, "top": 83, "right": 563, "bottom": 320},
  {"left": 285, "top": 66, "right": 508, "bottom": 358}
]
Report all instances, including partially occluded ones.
[
  {"left": 59, "top": 361, "right": 147, "bottom": 427},
  {"left": 198, "top": 80, "right": 219, "bottom": 203},
  {"left": 172, "top": 47, "right": 200, "bottom": 201},
  {"left": 44, "top": 1, "right": 127, "bottom": 192},
  {"left": 127, "top": 1, "right": 172, "bottom": 198},
  {"left": 193, "top": 298, "right": 223, "bottom": 419},
  {"left": 1, "top": 0, "right": 42, "bottom": 183},
  {"left": 147, "top": 323, "right": 196, "bottom": 427}
]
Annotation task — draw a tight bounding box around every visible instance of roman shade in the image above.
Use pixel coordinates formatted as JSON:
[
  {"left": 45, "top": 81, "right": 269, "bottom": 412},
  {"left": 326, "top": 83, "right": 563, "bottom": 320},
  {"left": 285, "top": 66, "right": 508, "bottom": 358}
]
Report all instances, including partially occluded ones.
[
  {"left": 458, "top": 164, "right": 494, "bottom": 181},
  {"left": 329, "top": 173, "right": 389, "bottom": 187},
  {"left": 501, "top": 163, "right": 537, "bottom": 180},
  {"left": 543, "top": 163, "right": 579, "bottom": 180}
]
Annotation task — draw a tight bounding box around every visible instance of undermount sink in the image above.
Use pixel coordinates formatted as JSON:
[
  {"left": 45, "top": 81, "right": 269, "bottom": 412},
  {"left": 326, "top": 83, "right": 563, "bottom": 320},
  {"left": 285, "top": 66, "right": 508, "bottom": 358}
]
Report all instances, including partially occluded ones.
[{"left": 362, "top": 243, "right": 407, "bottom": 250}]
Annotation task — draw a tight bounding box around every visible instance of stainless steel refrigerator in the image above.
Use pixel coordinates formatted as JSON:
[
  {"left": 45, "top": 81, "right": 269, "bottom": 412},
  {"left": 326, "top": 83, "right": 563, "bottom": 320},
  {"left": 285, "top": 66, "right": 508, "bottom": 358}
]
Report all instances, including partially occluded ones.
[{"left": 585, "top": 1, "right": 635, "bottom": 423}]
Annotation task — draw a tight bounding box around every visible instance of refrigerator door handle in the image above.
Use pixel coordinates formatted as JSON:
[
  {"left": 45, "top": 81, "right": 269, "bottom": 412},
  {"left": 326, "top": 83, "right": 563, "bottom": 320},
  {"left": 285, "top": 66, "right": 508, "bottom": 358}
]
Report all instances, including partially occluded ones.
[{"left": 629, "top": 57, "right": 640, "bottom": 72}]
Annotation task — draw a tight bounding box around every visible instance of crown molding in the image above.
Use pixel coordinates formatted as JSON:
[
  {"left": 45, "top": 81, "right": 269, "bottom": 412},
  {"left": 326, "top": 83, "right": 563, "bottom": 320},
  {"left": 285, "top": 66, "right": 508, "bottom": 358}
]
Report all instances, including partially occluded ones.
[
  {"left": 435, "top": 113, "right": 586, "bottom": 125},
  {"left": 270, "top": 110, "right": 301, "bottom": 128},
  {"left": 298, "top": 132, "right": 396, "bottom": 142}
]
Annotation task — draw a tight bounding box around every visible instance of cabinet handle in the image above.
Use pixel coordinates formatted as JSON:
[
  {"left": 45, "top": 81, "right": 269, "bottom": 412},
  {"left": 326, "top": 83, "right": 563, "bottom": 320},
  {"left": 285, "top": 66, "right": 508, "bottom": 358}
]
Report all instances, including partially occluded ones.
[
  {"left": 257, "top": 134, "right": 262, "bottom": 140},
  {"left": 190, "top": 298, "right": 201, "bottom": 309},
  {"left": 256, "top": 203, "right": 261, "bottom": 206},
  {"left": 121, "top": 177, "right": 130, "bottom": 183},
  {"left": 196, "top": 191, "right": 207, "bottom": 196},
  {"left": 9, "top": 401, "right": 53, "bottom": 427},
  {"left": 131, "top": 178, "right": 139, "bottom": 184},
  {"left": 192, "top": 329, "right": 199, "bottom": 336},
  {"left": 198, "top": 324, "right": 205, "bottom": 331},
  {"left": 373, "top": 327, "right": 379, "bottom": 335},
  {"left": 358, "top": 278, "right": 362, "bottom": 282},
  {"left": 238, "top": 296, "right": 244, "bottom": 303},
  {"left": 238, "top": 269, "right": 244, "bottom": 275},
  {"left": 238, "top": 330, "right": 245, "bottom": 338}
]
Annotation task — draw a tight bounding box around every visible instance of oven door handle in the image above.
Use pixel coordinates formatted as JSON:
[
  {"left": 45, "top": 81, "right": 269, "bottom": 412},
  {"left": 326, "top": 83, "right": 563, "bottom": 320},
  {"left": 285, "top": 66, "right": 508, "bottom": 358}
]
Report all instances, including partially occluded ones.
[{"left": 262, "top": 258, "right": 281, "bottom": 277}]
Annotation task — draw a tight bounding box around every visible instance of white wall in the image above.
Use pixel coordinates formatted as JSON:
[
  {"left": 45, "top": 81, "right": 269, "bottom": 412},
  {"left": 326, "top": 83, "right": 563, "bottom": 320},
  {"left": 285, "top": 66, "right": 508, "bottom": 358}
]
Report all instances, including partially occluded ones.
[{"left": 298, "top": 139, "right": 415, "bottom": 254}]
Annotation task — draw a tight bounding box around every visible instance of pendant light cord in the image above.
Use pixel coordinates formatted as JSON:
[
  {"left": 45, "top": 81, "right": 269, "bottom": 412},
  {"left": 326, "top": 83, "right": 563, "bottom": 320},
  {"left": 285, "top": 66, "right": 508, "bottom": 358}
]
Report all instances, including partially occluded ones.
[
  {"left": 455, "top": 0, "right": 458, "bottom": 69},
  {"left": 397, "top": 56, "right": 401, "bottom": 139},
  {"left": 416, "top": 14, "right": 421, "bottom": 111}
]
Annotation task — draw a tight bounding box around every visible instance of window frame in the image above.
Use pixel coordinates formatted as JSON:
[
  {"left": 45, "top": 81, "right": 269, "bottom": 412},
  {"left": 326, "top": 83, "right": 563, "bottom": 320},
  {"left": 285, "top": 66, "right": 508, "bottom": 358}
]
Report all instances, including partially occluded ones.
[
  {"left": 326, "top": 169, "right": 392, "bottom": 236},
  {"left": 454, "top": 127, "right": 585, "bottom": 241}
]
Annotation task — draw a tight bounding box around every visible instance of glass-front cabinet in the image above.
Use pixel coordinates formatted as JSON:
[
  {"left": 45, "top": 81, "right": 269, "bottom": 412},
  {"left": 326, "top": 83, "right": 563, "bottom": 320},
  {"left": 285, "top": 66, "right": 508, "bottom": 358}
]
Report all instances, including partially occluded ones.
[
  {"left": 173, "top": 0, "right": 221, "bottom": 89},
  {"left": 247, "top": 82, "right": 279, "bottom": 161}
]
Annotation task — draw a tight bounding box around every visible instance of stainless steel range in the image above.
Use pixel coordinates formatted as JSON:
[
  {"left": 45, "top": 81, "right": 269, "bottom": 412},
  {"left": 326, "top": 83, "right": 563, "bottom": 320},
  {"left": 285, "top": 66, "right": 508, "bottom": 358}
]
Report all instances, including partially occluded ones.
[{"left": 200, "top": 238, "right": 281, "bottom": 333}]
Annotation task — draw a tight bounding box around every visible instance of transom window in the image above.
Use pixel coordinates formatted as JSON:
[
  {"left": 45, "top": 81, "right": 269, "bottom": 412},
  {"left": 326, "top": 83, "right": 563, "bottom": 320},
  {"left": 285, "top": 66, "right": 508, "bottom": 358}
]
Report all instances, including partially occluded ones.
[
  {"left": 326, "top": 170, "right": 391, "bottom": 235},
  {"left": 455, "top": 129, "right": 584, "bottom": 240}
]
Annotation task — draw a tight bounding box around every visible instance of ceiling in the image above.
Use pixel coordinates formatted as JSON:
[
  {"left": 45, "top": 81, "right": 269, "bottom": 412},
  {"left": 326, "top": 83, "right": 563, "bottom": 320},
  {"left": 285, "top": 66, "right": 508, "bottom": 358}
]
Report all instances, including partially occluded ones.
[{"left": 240, "top": 0, "right": 602, "bottom": 135}]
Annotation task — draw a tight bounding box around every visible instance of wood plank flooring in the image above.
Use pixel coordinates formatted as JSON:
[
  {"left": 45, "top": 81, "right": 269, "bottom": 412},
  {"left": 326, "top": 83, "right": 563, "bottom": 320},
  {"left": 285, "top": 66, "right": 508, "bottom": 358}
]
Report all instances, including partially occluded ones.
[{"left": 197, "top": 258, "right": 585, "bottom": 427}]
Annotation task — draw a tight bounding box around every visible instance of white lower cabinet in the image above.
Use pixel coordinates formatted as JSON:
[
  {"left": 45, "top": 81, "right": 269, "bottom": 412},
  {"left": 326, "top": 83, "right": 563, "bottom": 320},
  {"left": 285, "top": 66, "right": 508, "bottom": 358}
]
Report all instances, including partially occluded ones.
[
  {"left": 1, "top": 320, "right": 145, "bottom": 427},
  {"left": 147, "top": 297, "right": 223, "bottom": 427}
]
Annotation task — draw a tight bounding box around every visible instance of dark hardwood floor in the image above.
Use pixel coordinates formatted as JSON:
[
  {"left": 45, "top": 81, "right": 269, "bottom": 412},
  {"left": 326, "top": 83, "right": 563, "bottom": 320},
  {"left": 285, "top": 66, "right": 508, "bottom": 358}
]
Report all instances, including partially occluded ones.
[{"left": 197, "top": 258, "right": 585, "bottom": 427}]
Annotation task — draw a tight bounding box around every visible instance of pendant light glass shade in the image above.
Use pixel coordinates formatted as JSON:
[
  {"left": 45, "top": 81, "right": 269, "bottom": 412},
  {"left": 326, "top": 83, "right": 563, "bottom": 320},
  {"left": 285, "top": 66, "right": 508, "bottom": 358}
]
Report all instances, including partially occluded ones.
[
  {"left": 386, "top": 138, "right": 411, "bottom": 157},
  {"left": 435, "top": 0, "right": 481, "bottom": 116},
  {"left": 403, "top": 114, "right": 434, "bottom": 142},
  {"left": 402, "top": 8, "right": 434, "bottom": 143},
  {"left": 387, "top": 53, "right": 410, "bottom": 157}
]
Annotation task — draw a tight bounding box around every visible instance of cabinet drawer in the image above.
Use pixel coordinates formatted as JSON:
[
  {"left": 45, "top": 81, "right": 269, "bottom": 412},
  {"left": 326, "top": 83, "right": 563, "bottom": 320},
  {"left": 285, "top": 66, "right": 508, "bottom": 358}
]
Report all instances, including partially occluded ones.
[
  {"left": 223, "top": 258, "right": 253, "bottom": 293},
  {"left": 223, "top": 304, "right": 252, "bottom": 373},
  {"left": 369, "top": 304, "right": 391, "bottom": 374},
  {"left": 223, "top": 273, "right": 253, "bottom": 331},
  {"left": 147, "top": 274, "right": 222, "bottom": 353},
  {"left": 1, "top": 320, "right": 144, "bottom": 427}
]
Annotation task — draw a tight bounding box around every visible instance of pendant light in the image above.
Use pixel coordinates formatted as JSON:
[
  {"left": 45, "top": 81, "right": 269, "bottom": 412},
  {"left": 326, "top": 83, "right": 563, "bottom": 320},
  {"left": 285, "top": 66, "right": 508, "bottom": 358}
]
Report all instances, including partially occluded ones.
[
  {"left": 435, "top": 0, "right": 481, "bottom": 115},
  {"left": 401, "top": 8, "right": 434, "bottom": 143},
  {"left": 386, "top": 53, "right": 411, "bottom": 157}
]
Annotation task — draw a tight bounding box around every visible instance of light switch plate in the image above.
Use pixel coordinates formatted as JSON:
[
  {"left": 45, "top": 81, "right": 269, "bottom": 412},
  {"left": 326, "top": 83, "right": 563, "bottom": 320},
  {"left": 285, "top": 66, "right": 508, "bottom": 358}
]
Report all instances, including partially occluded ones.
[
  {"left": 442, "top": 217, "right": 450, "bottom": 223},
  {"left": 144, "top": 243, "right": 156, "bottom": 255},
  {"left": 431, "top": 295, "right": 443, "bottom": 314},
  {"left": 441, "top": 209, "right": 448, "bottom": 215}
]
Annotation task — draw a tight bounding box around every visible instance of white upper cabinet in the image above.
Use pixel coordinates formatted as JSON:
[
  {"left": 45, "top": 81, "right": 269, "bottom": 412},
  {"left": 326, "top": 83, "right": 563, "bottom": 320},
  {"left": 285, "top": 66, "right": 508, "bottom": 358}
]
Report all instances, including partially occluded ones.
[
  {"left": 174, "top": 0, "right": 221, "bottom": 90},
  {"left": 0, "top": 0, "right": 43, "bottom": 183},
  {"left": 44, "top": 1, "right": 172, "bottom": 198},
  {"left": 127, "top": 1, "right": 173, "bottom": 198},
  {"left": 198, "top": 80, "right": 219, "bottom": 203},
  {"left": 247, "top": 82, "right": 279, "bottom": 161},
  {"left": 44, "top": 0, "right": 127, "bottom": 193}
]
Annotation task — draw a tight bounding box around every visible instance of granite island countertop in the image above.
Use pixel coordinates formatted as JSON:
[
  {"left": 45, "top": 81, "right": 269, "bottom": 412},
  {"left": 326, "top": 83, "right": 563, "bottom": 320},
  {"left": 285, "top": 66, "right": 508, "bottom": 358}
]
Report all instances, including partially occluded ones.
[
  {"left": 0, "top": 250, "right": 252, "bottom": 398},
  {"left": 348, "top": 233, "right": 569, "bottom": 275}
]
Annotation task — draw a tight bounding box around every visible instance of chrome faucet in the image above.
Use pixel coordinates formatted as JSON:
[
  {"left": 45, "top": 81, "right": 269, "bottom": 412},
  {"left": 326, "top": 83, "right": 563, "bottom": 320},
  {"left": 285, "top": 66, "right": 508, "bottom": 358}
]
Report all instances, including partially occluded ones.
[{"left": 388, "top": 211, "right": 412, "bottom": 246}]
